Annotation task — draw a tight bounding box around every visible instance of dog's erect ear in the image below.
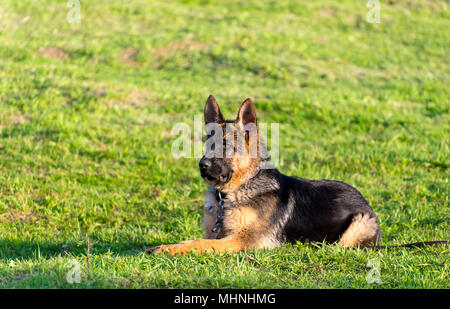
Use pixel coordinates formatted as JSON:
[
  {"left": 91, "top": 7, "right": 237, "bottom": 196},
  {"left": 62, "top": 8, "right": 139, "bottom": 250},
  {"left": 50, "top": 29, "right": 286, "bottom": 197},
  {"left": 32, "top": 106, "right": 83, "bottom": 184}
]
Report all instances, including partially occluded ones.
[
  {"left": 204, "top": 95, "right": 225, "bottom": 124},
  {"left": 236, "top": 98, "right": 257, "bottom": 127}
]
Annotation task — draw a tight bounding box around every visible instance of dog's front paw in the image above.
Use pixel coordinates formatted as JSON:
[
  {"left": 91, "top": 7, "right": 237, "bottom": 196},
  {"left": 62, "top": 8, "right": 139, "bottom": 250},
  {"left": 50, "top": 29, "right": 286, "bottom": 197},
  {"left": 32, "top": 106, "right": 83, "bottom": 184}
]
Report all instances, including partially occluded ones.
[
  {"left": 144, "top": 246, "right": 159, "bottom": 254},
  {"left": 145, "top": 244, "right": 170, "bottom": 254},
  {"left": 145, "top": 244, "right": 188, "bottom": 256}
]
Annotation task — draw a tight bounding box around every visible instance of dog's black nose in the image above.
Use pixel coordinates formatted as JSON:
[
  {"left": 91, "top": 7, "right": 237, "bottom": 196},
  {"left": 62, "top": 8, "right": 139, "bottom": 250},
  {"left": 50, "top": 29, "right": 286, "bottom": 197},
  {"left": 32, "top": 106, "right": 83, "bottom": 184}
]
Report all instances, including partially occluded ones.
[{"left": 199, "top": 158, "right": 211, "bottom": 170}]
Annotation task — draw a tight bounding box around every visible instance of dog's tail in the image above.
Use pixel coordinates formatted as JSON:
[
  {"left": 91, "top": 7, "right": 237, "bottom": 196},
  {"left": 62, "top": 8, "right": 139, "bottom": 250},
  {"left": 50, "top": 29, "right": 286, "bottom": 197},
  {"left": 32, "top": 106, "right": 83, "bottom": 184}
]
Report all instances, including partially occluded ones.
[{"left": 364, "top": 240, "right": 449, "bottom": 250}]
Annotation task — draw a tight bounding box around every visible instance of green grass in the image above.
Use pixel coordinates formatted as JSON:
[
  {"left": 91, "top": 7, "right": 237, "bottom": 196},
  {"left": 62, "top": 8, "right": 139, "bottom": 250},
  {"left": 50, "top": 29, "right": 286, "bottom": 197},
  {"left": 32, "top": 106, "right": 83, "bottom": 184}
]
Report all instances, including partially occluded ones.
[{"left": 0, "top": 0, "right": 449, "bottom": 288}]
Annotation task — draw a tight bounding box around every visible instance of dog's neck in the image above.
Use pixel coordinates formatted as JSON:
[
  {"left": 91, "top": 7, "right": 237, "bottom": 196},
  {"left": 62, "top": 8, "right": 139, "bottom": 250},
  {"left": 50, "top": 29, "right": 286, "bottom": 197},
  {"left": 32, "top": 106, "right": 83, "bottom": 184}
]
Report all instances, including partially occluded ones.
[{"left": 220, "top": 168, "right": 280, "bottom": 206}]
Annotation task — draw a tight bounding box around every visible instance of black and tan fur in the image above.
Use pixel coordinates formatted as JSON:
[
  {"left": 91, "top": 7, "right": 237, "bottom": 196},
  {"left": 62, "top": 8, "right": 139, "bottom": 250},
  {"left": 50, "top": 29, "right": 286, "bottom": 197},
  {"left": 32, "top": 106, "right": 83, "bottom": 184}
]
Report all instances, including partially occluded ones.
[{"left": 146, "top": 95, "right": 446, "bottom": 255}]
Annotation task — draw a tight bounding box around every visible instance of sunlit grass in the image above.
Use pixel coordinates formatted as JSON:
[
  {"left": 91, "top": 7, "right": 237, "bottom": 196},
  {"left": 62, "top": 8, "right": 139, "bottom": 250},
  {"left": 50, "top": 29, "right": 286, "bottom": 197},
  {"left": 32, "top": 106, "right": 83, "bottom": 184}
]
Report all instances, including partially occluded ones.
[{"left": 0, "top": 0, "right": 448, "bottom": 288}]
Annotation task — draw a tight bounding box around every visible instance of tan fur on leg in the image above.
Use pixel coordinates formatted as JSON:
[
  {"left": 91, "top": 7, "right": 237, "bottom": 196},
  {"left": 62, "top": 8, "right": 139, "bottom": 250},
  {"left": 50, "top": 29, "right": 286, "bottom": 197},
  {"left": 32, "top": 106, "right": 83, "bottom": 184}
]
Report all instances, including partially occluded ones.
[
  {"left": 148, "top": 236, "right": 247, "bottom": 256},
  {"left": 149, "top": 205, "right": 268, "bottom": 255},
  {"left": 339, "top": 213, "right": 380, "bottom": 247}
]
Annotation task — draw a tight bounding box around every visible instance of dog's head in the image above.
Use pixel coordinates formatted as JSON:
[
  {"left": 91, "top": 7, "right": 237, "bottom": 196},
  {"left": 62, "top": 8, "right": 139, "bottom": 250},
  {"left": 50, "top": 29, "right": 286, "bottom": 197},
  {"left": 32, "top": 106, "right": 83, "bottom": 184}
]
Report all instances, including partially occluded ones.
[{"left": 199, "top": 95, "right": 262, "bottom": 193}]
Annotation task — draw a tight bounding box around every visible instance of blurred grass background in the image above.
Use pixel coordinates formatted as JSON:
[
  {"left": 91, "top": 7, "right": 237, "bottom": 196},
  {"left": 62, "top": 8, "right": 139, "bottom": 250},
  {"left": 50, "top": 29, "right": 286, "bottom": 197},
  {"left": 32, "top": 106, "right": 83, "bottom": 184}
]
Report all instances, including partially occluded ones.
[{"left": 0, "top": 0, "right": 448, "bottom": 288}]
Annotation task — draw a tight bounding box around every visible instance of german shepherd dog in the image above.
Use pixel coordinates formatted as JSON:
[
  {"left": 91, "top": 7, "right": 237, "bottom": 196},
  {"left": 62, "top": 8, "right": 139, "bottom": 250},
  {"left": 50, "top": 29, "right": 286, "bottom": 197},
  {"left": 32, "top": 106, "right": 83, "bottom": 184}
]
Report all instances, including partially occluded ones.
[{"left": 146, "top": 95, "right": 446, "bottom": 255}]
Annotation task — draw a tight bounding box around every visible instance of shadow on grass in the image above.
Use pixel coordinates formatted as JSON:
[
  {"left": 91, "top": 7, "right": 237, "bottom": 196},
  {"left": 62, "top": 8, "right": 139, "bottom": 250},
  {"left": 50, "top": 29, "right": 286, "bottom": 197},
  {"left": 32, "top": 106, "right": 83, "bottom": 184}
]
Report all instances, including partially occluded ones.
[{"left": 0, "top": 238, "right": 162, "bottom": 260}]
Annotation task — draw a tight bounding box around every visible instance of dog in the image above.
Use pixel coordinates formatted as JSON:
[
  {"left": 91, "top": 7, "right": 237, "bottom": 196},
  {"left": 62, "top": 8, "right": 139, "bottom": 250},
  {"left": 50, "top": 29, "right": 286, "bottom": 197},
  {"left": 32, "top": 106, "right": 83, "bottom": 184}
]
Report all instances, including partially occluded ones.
[{"left": 146, "top": 95, "right": 382, "bottom": 255}]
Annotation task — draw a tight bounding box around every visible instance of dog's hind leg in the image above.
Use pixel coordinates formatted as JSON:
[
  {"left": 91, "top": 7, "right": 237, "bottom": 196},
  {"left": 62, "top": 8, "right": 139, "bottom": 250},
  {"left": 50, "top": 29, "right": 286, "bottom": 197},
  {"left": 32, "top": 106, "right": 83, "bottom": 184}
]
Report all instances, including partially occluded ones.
[{"left": 339, "top": 213, "right": 381, "bottom": 247}]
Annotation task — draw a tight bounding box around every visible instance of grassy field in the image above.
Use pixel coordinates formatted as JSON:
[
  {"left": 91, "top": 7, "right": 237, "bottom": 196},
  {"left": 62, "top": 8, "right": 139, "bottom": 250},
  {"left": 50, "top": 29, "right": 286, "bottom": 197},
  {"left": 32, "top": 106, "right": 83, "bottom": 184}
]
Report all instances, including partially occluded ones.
[{"left": 0, "top": 0, "right": 448, "bottom": 288}]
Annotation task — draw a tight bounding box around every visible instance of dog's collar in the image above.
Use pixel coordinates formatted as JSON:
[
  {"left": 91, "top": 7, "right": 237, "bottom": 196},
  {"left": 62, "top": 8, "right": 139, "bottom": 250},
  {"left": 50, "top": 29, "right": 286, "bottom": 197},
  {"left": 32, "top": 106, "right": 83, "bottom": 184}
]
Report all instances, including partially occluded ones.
[
  {"left": 209, "top": 191, "right": 226, "bottom": 239},
  {"left": 214, "top": 189, "right": 226, "bottom": 201}
]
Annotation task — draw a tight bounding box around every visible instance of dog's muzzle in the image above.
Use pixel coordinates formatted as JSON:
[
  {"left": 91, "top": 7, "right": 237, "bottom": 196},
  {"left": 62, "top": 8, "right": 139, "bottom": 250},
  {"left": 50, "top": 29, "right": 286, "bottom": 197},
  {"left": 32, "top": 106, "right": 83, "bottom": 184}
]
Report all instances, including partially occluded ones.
[{"left": 199, "top": 157, "right": 232, "bottom": 184}]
